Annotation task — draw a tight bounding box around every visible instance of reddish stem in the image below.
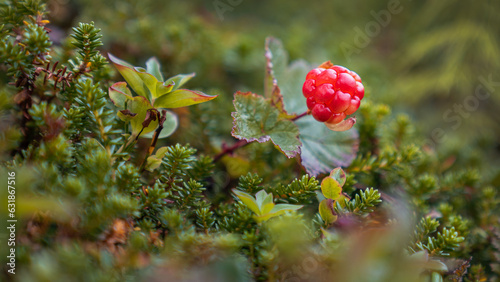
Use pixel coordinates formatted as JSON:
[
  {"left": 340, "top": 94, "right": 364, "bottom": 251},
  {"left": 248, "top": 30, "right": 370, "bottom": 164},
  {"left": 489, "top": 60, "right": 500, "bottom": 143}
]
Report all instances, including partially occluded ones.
[
  {"left": 213, "top": 139, "right": 249, "bottom": 162},
  {"left": 291, "top": 110, "right": 309, "bottom": 121},
  {"left": 213, "top": 111, "right": 309, "bottom": 162}
]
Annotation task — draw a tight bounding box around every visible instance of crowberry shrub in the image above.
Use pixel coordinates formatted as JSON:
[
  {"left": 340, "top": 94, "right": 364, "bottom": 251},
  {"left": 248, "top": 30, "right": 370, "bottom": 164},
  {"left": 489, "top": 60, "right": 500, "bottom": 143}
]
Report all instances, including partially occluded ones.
[{"left": 303, "top": 65, "right": 364, "bottom": 123}]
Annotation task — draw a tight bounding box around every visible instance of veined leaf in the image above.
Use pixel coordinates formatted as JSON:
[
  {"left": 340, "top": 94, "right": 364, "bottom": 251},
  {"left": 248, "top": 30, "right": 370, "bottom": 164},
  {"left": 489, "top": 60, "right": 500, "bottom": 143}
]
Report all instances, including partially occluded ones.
[
  {"left": 297, "top": 116, "right": 359, "bottom": 176},
  {"left": 231, "top": 92, "right": 301, "bottom": 158}
]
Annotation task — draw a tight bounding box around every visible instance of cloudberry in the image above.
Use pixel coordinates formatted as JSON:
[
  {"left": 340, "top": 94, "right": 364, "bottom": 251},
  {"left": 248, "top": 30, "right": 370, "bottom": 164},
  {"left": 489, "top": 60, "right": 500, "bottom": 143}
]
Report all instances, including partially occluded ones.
[{"left": 303, "top": 65, "right": 364, "bottom": 123}]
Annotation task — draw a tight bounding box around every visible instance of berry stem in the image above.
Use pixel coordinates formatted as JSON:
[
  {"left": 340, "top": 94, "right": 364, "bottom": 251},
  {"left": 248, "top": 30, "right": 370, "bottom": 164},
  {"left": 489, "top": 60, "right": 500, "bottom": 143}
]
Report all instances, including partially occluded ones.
[
  {"left": 291, "top": 110, "right": 310, "bottom": 121},
  {"left": 213, "top": 139, "right": 249, "bottom": 162},
  {"left": 214, "top": 111, "right": 309, "bottom": 162}
]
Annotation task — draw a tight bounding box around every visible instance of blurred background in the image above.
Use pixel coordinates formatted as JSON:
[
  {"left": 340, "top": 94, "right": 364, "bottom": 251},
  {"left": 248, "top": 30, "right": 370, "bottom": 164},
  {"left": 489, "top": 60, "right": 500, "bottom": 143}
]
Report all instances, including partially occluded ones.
[{"left": 46, "top": 0, "right": 500, "bottom": 172}]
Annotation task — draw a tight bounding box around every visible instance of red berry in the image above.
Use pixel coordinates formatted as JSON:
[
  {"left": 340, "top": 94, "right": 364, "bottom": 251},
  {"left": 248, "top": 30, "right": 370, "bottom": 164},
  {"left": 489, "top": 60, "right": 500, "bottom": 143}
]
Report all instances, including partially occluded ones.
[
  {"left": 327, "top": 112, "right": 346, "bottom": 124},
  {"left": 354, "top": 81, "right": 364, "bottom": 99},
  {"left": 302, "top": 64, "right": 364, "bottom": 123},
  {"left": 306, "top": 68, "right": 324, "bottom": 80},
  {"left": 315, "top": 69, "right": 337, "bottom": 86},
  {"left": 311, "top": 104, "right": 332, "bottom": 122},
  {"left": 331, "top": 65, "right": 348, "bottom": 74},
  {"left": 328, "top": 91, "right": 351, "bottom": 113},
  {"left": 306, "top": 96, "right": 316, "bottom": 110},
  {"left": 344, "top": 97, "right": 360, "bottom": 115},
  {"left": 302, "top": 79, "right": 316, "bottom": 97},
  {"left": 351, "top": 71, "right": 361, "bottom": 82},
  {"left": 335, "top": 73, "right": 356, "bottom": 93},
  {"left": 315, "top": 84, "right": 335, "bottom": 103}
]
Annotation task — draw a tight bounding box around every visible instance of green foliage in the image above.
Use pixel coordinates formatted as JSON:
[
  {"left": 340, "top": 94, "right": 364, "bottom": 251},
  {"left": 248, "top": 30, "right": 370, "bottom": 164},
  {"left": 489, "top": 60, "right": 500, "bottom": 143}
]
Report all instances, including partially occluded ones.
[
  {"left": 271, "top": 174, "right": 319, "bottom": 204},
  {"left": 231, "top": 91, "right": 301, "bottom": 158},
  {"left": 71, "top": 22, "right": 103, "bottom": 63},
  {"left": 409, "top": 217, "right": 465, "bottom": 257},
  {"left": 334, "top": 187, "right": 382, "bottom": 216},
  {"left": 233, "top": 189, "right": 303, "bottom": 223},
  {"left": 0, "top": 1, "right": 498, "bottom": 281}
]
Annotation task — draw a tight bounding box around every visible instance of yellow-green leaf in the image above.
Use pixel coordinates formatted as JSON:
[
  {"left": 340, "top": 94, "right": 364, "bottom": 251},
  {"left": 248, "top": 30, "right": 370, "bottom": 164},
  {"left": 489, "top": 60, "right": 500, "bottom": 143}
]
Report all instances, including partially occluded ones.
[
  {"left": 153, "top": 89, "right": 218, "bottom": 109},
  {"left": 233, "top": 189, "right": 260, "bottom": 215},
  {"left": 321, "top": 177, "right": 342, "bottom": 200},
  {"left": 319, "top": 199, "right": 337, "bottom": 224}
]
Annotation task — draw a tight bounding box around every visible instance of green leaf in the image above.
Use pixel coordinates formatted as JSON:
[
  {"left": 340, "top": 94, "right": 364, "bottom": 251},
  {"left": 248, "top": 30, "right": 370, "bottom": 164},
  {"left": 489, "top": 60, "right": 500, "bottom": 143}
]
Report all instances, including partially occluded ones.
[
  {"left": 145, "top": 156, "right": 163, "bottom": 172},
  {"left": 255, "top": 190, "right": 274, "bottom": 214},
  {"left": 319, "top": 199, "right": 337, "bottom": 224},
  {"left": 297, "top": 116, "right": 359, "bottom": 176},
  {"left": 233, "top": 189, "right": 260, "bottom": 215},
  {"left": 321, "top": 177, "right": 342, "bottom": 200},
  {"left": 255, "top": 190, "right": 268, "bottom": 208},
  {"left": 264, "top": 37, "right": 287, "bottom": 95},
  {"left": 264, "top": 37, "right": 292, "bottom": 118},
  {"left": 269, "top": 203, "right": 303, "bottom": 214},
  {"left": 144, "top": 146, "right": 171, "bottom": 172},
  {"left": 261, "top": 202, "right": 275, "bottom": 215},
  {"left": 231, "top": 92, "right": 301, "bottom": 158},
  {"left": 109, "top": 53, "right": 153, "bottom": 100},
  {"left": 255, "top": 203, "right": 303, "bottom": 223},
  {"left": 153, "top": 146, "right": 170, "bottom": 158},
  {"left": 234, "top": 189, "right": 302, "bottom": 223},
  {"left": 165, "top": 73, "right": 196, "bottom": 92},
  {"left": 275, "top": 59, "right": 309, "bottom": 115},
  {"left": 330, "top": 167, "right": 347, "bottom": 187},
  {"left": 146, "top": 57, "right": 163, "bottom": 81},
  {"left": 109, "top": 82, "right": 132, "bottom": 108},
  {"left": 140, "top": 110, "right": 178, "bottom": 139},
  {"left": 109, "top": 54, "right": 180, "bottom": 101},
  {"left": 153, "top": 89, "right": 218, "bottom": 109}
]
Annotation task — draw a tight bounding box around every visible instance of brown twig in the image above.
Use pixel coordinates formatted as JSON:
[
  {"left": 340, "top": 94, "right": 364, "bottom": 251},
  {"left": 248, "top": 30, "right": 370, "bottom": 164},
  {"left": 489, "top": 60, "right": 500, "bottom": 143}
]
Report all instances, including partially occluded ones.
[
  {"left": 213, "top": 139, "right": 249, "bottom": 162},
  {"left": 139, "top": 110, "right": 167, "bottom": 172}
]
